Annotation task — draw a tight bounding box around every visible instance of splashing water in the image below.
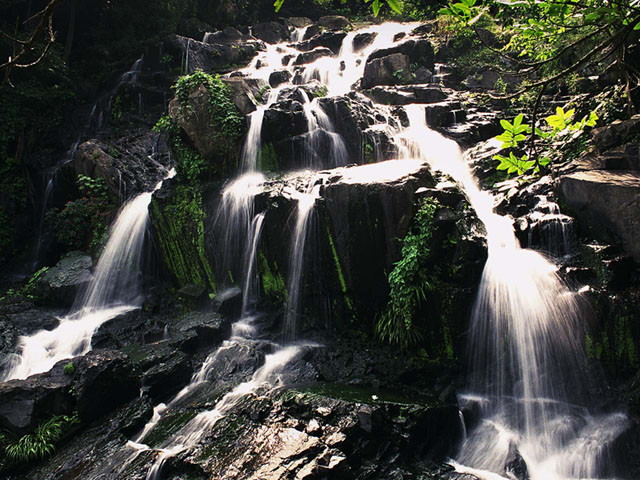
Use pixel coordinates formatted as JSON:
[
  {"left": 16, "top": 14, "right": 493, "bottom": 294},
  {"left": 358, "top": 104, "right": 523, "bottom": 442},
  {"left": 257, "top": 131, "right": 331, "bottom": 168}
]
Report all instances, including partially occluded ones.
[
  {"left": 2, "top": 171, "right": 175, "bottom": 381},
  {"left": 396, "top": 104, "right": 630, "bottom": 480},
  {"left": 145, "top": 345, "right": 304, "bottom": 480}
]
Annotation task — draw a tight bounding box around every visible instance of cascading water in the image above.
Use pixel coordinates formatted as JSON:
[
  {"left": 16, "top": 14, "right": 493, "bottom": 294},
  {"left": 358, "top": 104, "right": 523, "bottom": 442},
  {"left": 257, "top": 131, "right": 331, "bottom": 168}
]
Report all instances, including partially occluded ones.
[
  {"left": 283, "top": 179, "right": 322, "bottom": 342},
  {"left": 396, "top": 104, "right": 630, "bottom": 480},
  {"left": 2, "top": 171, "right": 175, "bottom": 381}
]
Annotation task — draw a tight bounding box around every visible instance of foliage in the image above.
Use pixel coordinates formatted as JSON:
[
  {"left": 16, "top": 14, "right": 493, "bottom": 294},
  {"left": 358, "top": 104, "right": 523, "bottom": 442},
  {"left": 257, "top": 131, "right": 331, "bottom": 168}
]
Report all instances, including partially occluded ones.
[
  {"left": 493, "top": 107, "right": 597, "bottom": 177},
  {"left": 275, "top": 0, "right": 403, "bottom": 16},
  {"left": 49, "top": 175, "right": 111, "bottom": 252},
  {"left": 0, "top": 414, "right": 79, "bottom": 465},
  {"left": 438, "top": 0, "right": 640, "bottom": 109},
  {"left": 376, "top": 199, "right": 438, "bottom": 348},
  {"left": 63, "top": 362, "right": 75, "bottom": 376},
  {"left": 162, "top": 71, "right": 244, "bottom": 178}
]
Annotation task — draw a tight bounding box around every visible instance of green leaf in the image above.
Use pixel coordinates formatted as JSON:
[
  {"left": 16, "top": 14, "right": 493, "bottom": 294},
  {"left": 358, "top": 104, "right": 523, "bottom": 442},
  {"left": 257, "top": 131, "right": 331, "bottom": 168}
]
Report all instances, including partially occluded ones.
[
  {"left": 500, "top": 119, "right": 513, "bottom": 132},
  {"left": 386, "top": 0, "right": 403, "bottom": 13},
  {"left": 513, "top": 113, "right": 523, "bottom": 128},
  {"left": 273, "top": 0, "right": 285, "bottom": 12},
  {"left": 372, "top": 0, "right": 381, "bottom": 16}
]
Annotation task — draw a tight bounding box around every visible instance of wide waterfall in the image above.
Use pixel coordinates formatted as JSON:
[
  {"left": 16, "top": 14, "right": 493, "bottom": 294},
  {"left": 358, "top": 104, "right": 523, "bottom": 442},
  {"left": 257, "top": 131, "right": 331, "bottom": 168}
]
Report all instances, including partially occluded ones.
[
  {"left": 397, "top": 105, "right": 630, "bottom": 480},
  {"left": 2, "top": 171, "right": 174, "bottom": 381},
  {"left": 2, "top": 15, "right": 635, "bottom": 480}
]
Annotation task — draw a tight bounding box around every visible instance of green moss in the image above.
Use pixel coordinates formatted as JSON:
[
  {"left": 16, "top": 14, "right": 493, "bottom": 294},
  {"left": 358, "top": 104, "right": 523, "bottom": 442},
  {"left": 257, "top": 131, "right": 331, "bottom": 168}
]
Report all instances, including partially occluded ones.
[
  {"left": 257, "top": 251, "right": 287, "bottom": 306},
  {"left": 259, "top": 143, "right": 279, "bottom": 172},
  {"left": 326, "top": 226, "right": 356, "bottom": 317},
  {"left": 149, "top": 185, "right": 216, "bottom": 292},
  {"left": 142, "top": 409, "right": 198, "bottom": 448}
]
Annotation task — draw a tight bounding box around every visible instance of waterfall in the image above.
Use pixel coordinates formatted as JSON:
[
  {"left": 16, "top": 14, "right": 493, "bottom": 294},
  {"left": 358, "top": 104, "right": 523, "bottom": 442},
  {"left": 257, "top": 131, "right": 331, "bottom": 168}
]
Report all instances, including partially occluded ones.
[
  {"left": 242, "top": 212, "right": 266, "bottom": 316},
  {"left": 2, "top": 171, "right": 174, "bottom": 381},
  {"left": 397, "top": 104, "right": 629, "bottom": 480},
  {"left": 283, "top": 181, "right": 321, "bottom": 342},
  {"left": 212, "top": 172, "right": 265, "bottom": 286}
]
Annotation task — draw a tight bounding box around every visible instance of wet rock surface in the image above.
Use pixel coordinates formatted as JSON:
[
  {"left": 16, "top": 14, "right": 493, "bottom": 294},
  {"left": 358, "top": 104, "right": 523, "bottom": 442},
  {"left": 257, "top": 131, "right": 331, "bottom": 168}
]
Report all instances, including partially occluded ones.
[{"left": 34, "top": 251, "right": 93, "bottom": 307}]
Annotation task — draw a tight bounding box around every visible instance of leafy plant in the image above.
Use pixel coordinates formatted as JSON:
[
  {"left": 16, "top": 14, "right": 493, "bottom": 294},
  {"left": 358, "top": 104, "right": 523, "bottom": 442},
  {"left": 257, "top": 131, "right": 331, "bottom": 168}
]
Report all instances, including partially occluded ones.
[
  {"left": 1, "top": 414, "right": 79, "bottom": 465},
  {"left": 492, "top": 106, "right": 597, "bottom": 178},
  {"left": 376, "top": 199, "right": 438, "bottom": 348},
  {"left": 63, "top": 362, "right": 75, "bottom": 375},
  {"left": 495, "top": 114, "right": 531, "bottom": 149}
]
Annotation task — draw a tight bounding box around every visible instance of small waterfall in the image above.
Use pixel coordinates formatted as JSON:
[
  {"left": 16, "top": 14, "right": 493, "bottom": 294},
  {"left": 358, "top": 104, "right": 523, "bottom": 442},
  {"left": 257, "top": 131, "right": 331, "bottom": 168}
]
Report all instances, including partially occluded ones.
[
  {"left": 396, "top": 105, "right": 630, "bottom": 480},
  {"left": 242, "top": 213, "right": 266, "bottom": 316},
  {"left": 212, "top": 173, "right": 265, "bottom": 286},
  {"left": 300, "top": 91, "right": 349, "bottom": 168},
  {"left": 240, "top": 88, "right": 280, "bottom": 172},
  {"left": 283, "top": 180, "right": 321, "bottom": 342},
  {"left": 2, "top": 171, "right": 174, "bottom": 381}
]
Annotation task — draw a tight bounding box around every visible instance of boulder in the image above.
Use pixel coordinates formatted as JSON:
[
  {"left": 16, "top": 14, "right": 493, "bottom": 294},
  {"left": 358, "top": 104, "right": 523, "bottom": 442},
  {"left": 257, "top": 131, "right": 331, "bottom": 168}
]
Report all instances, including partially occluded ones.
[
  {"left": 168, "top": 84, "right": 239, "bottom": 162},
  {"left": 285, "top": 17, "right": 313, "bottom": 28},
  {"left": 295, "top": 32, "right": 347, "bottom": 55},
  {"left": 222, "top": 76, "right": 267, "bottom": 115},
  {"left": 165, "top": 35, "right": 262, "bottom": 74},
  {"left": 269, "top": 69, "right": 292, "bottom": 88},
  {"left": 0, "top": 360, "right": 73, "bottom": 435},
  {"left": 35, "top": 251, "right": 92, "bottom": 307},
  {"left": 363, "top": 85, "right": 447, "bottom": 105},
  {"left": 72, "top": 133, "right": 170, "bottom": 200},
  {"left": 361, "top": 53, "right": 411, "bottom": 89},
  {"left": 211, "top": 287, "right": 242, "bottom": 318},
  {"left": 353, "top": 32, "right": 378, "bottom": 52},
  {"left": 75, "top": 350, "right": 140, "bottom": 422},
  {"left": 318, "top": 15, "right": 351, "bottom": 31},
  {"left": 367, "top": 39, "right": 435, "bottom": 71},
  {"left": 252, "top": 21, "right": 289, "bottom": 44},
  {"left": 598, "top": 144, "right": 640, "bottom": 170},
  {"left": 591, "top": 114, "right": 640, "bottom": 151},
  {"left": 558, "top": 170, "right": 640, "bottom": 261},
  {"left": 294, "top": 47, "right": 333, "bottom": 65},
  {"left": 203, "top": 27, "right": 251, "bottom": 45},
  {"left": 173, "top": 311, "right": 232, "bottom": 352}
]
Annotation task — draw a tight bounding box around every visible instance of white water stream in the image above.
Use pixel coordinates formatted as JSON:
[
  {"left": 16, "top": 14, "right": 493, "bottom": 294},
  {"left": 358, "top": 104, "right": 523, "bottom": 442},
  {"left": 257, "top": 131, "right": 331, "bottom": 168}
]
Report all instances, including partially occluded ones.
[
  {"left": 396, "top": 105, "right": 629, "bottom": 480},
  {"left": 2, "top": 171, "right": 175, "bottom": 381}
]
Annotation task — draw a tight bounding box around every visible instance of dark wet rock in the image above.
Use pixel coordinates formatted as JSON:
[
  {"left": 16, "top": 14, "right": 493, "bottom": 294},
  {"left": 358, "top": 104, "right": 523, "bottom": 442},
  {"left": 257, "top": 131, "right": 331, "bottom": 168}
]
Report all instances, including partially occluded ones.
[
  {"left": 269, "top": 69, "right": 292, "bottom": 88},
  {"left": 72, "top": 132, "right": 170, "bottom": 201},
  {"left": 353, "top": 32, "right": 377, "bottom": 52},
  {"left": 318, "top": 15, "right": 351, "bottom": 30},
  {"left": 172, "top": 311, "right": 231, "bottom": 353},
  {"left": 252, "top": 21, "right": 289, "bottom": 44},
  {"left": 411, "top": 22, "right": 437, "bottom": 37},
  {"left": 177, "top": 283, "right": 206, "bottom": 300},
  {"left": 303, "top": 24, "right": 321, "bottom": 40},
  {"left": 262, "top": 99, "right": 308, "bottom": 143},
  {"left": 222, "top": 76, "right": 267, "bottom": 115},
  {"left": 75, "top": 350, "right": 140, "bottom": 422},
  {"left": 34, "top": 251, "right": 92, "bottom": 307},
  {"left": 413, "top": 66, "right": 433, "bottom": 83},
  {"left": 166, "top": 35, "right": 262, "bottom": 74},
  {"left": 203, "top": 27, "right": 251, "bottom": 45},
  {"left": 294, "top": 47, "right": 333, "bottom": 65},
  {"left": 295, "top": 31, "right": 347, "bottom": 55},
  {"left": 598, "top": 144, "right": 640, "bottom": 170},
  {"left": 0, "top": 315, "right": 18, "bottom": 362},
  {"left": 558, "top": 170, "right": 640, "bottom": 261},
  {"left": 141, "top": 350, "right": 191, "bottom": 401},
  {"left": 0, "top": 360, "right": 73, "bottom": 436},
  {"left": 5, "top": 307, "right": 61, "bottom": 336},
  {"left": 211, "top": 287, "right": 242, "bottom": 319},
  {"left": 504, "top": 443, "right": 530, "bottom": 480},
  {"left": 120, "top": 341, "right": 192, "bottom": 402},
  {"left": 591, "top": 114, "right": 640, "bottom": 151},
  {"left": 117, "top": 395, "right": 154, "bottom": 438},
  {"left": 425, "top": 100, "right": 465, "bottom": 128},
  {"left": 285, "top": 17, "right": 313, "bottom": 28},
  {"left": 363, "top": 85, "right": 447, "bottom": 105},
  {"left": 361, "top": 53, "right": 411, "bottom": 89},
  {"left": 368, "top": 39, "right": 435, "bottom": 71}
]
